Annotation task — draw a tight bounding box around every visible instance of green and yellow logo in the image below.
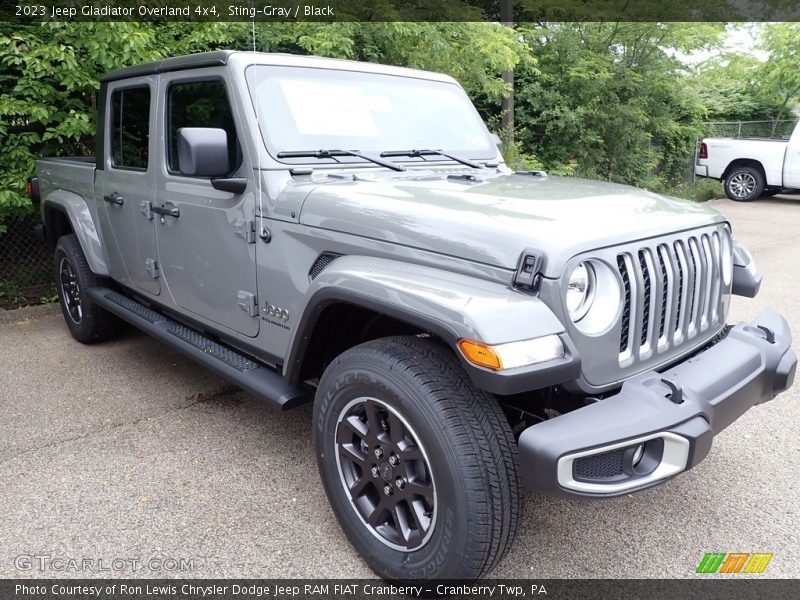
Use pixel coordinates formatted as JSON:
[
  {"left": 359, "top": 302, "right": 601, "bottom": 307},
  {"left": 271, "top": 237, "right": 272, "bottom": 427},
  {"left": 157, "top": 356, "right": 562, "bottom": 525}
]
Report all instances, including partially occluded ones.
[{"left": 696, "top": 552, "right": 773, "bottom": 574}]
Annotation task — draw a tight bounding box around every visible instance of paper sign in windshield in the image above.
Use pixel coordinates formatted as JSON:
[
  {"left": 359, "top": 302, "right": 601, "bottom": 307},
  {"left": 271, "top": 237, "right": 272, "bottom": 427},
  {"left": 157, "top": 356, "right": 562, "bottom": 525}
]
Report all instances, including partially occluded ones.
[{"left": 279, "top": 79, "right": 379, "bottom": 137}]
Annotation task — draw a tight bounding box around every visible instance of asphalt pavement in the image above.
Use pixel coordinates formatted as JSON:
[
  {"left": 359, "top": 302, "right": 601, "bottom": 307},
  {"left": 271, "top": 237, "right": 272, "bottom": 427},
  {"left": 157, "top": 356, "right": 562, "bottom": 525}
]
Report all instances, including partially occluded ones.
[{"left": 1, "top": 196, "right": 798, "bottom": 579}]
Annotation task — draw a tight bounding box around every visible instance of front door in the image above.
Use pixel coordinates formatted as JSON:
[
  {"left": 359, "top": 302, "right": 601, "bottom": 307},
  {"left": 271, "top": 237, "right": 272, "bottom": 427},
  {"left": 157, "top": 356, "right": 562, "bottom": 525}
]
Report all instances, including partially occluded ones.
[
  {"left": 96, "top": 80, "right": 160, "bottom": 295},
  {"left": 153, "top": 72, "right": 259, "bottom": 337}
]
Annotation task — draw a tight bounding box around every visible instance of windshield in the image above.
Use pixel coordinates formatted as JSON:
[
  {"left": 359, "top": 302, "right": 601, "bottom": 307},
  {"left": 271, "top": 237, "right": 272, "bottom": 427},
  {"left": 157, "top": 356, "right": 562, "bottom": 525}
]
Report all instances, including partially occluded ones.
[{"left": 245, "top": 65, "right": 496, "bottom": 163}]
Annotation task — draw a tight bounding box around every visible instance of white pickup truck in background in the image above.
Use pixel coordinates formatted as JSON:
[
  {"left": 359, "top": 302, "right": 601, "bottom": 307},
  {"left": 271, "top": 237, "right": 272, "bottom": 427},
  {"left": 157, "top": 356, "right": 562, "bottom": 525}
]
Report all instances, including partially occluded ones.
[{"left": 695, "top": 120, "right": 800, "bottom": 201}]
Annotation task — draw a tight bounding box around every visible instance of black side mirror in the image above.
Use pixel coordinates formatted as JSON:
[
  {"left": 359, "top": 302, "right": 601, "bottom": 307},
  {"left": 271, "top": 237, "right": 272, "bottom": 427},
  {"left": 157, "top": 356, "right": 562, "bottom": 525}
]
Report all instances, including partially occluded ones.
[{"left": 177, "top": 127, "right": 230, "bottom": 177}]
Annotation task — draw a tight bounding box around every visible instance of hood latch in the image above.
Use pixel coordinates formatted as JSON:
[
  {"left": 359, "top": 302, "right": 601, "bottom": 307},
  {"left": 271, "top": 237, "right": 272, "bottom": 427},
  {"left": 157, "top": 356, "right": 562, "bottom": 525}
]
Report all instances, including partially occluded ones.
[{"left": 514, "top": 249, "right": 544, "bottom": 290}]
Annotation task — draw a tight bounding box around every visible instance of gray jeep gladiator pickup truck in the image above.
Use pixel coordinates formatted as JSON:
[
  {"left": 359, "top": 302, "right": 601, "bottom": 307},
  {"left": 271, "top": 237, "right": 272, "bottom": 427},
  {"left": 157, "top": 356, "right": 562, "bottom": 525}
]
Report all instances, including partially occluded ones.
[{"left": 29, "top": 51, "right": 796, "bottom": 581}]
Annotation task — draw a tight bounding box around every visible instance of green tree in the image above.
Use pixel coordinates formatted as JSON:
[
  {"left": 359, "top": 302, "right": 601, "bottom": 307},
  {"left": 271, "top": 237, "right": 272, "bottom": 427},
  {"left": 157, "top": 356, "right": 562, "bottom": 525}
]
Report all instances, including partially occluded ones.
[
  {"left": 0, "top": 22, "right": 527, "bottom": 232},
  {"left": 511, "top": 22, "right": 724, "bottom": 185},
  {"left": 759, "top": 23, "right": 800, "bottom": 134},
  {"left": 693, "top": 52, "right": 777, "bottom": 123},
  {"left": 0, "top": 22, "right": 239, "bottom": 232}
]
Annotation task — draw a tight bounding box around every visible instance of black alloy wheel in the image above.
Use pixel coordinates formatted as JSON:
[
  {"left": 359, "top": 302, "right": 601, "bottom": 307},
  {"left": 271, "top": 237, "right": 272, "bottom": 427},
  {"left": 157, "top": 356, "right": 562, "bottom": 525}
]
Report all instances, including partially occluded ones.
[
  {"left": 54, "top": 234, "right": 120, "bottom": 343},
  {"left": 335, "top": 397, "right": 436, "bottom": 551},
  {"left": 58, "top": 255, "right": 83, "bottom": 324}
]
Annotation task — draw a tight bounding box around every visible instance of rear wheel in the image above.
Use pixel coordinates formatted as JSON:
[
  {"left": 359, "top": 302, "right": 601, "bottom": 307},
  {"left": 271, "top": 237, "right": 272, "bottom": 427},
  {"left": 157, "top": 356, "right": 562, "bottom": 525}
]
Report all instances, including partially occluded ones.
[
  {"left": 313, "top": 335, "right": 521, "bottom": 581},
  {"left": 724, "top": 166, "right": 764, "bottom": 201},
  {"left": 54, "top": 234, "right": 120, "bottom": 344}
]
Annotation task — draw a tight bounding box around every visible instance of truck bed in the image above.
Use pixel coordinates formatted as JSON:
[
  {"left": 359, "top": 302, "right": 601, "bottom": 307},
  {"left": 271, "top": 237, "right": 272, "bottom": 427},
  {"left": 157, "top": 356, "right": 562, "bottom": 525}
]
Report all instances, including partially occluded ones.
[
  {"left": 699, "top": 137, "right": 788, "bottom": 186},
  {"left": 36, "top": 156, "right": 96, "bottom": 208}
]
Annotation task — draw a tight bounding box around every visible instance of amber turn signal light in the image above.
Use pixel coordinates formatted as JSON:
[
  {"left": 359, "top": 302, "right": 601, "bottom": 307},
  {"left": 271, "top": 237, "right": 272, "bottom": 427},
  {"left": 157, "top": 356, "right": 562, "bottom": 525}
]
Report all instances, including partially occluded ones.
[{"left": 457, "top": 340, "right": 502, "bottom": 370}]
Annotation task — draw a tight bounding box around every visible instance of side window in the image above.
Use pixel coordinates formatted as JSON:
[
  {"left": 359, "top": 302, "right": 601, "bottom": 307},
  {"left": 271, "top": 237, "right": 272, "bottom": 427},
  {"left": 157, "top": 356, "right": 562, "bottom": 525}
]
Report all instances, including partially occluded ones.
[
  {"left": 167, "top": 80, "right": 240, "bottom": 175},
  {"left": 110, "top": 87, "right": 150, "bottom": 170}
]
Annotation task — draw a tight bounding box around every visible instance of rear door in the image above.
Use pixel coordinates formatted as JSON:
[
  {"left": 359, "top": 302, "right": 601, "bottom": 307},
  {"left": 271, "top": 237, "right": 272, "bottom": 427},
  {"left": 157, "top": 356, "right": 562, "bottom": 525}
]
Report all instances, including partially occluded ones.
[
  {"left": 95, "top": 80, "right": 160, "bottom": 295},
  {"left": 153, "top": 71, "right": 259, "bottom": 337}
]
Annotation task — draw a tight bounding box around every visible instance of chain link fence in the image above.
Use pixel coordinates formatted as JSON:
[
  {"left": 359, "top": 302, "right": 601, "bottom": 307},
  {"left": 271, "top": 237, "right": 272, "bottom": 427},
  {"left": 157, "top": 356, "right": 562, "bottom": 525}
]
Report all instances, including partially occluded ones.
[
  {"left": 700, "top": 119, "right": 798, "bottom": 140},
  {"left": 0, "top": 215, "right": 56, "bottom": 310}
]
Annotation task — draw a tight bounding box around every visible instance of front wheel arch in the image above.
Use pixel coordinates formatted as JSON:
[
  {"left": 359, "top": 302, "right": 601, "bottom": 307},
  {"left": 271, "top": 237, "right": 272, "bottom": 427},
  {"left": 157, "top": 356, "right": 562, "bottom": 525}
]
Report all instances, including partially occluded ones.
[{"left": 285, "top": 293, "right": 461, "bottom": 385}]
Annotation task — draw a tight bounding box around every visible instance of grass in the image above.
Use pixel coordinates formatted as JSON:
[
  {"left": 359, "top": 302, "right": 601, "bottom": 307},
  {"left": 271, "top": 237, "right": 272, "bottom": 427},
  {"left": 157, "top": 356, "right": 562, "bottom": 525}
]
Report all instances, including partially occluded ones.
[
  {"left": 0, "top": 277, "right": 57, "bottom": 310},
  {"left": 643, "top": 178, "right": 724, "bottom": 203}
]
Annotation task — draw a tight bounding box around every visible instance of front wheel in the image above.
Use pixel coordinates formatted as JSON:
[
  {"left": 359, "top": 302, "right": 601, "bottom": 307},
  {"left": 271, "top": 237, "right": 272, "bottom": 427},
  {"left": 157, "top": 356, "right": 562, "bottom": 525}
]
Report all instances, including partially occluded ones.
[
  {"left": 724, "top": 166, "right": 764, "bottom": 201},
  {"left": 313, "top": 336, "right": 521, "bottom": 581}
]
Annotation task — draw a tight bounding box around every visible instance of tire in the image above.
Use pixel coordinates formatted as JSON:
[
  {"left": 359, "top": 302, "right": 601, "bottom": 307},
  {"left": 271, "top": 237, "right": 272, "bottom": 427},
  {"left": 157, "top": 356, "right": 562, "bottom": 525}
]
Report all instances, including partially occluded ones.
[
  {"left": 54, "top": 234, "right": 120, "bottom": 344},
  {"left": 724, "top": 166, "right": 764, "bottom": 201},
  {"left": 314, "top": 335, "right": 521, "bottom": 581}
]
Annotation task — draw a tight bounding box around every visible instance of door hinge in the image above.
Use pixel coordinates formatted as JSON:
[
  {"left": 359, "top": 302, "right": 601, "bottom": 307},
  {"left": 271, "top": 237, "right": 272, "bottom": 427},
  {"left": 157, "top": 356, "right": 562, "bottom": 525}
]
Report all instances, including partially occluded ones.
[
  {"left": 237, "top": 290, "right": 258, "bottom": 317},
  {"left": 140, "top": 200, "right": 154, "bottom": 220},
  {"left": 233, "top": 219, "right": 256, "bottom": 244},
  {"left": 145, "top": 258, "right": 159, "bottom": 279}
]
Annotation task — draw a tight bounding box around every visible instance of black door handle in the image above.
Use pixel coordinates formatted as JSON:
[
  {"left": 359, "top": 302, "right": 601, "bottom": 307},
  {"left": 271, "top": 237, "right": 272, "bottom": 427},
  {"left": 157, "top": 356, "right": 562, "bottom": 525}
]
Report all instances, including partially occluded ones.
[
  {"left": 152, "top": 204, "right": 180, "bottom": 218},
  {"left": 103, "top": 192, "right": 124, "bottom": 206}
]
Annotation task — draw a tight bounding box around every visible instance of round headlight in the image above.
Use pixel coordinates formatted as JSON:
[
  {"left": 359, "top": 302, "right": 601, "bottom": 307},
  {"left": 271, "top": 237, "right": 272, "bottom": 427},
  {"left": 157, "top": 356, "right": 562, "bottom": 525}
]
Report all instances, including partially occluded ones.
[
  {"left": 566, "top": 262, "right": 595, "bottom": 322},
  {"left": 565, "top": 260, "right": 622, "bottom": 335}
]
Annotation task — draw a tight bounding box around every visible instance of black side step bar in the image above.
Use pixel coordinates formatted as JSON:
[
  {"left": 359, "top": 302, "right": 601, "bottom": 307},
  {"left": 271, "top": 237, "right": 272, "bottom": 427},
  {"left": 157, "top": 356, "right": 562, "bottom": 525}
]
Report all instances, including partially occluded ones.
[{"left": 87, "top": 288, "right": 311, "bottom": 410}]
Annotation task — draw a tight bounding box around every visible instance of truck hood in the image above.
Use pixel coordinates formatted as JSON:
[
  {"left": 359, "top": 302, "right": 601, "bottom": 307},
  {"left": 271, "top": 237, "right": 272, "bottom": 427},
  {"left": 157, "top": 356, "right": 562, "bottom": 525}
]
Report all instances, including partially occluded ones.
[{"left": 298, "top": 171, "right": 725, "bottom": 277}]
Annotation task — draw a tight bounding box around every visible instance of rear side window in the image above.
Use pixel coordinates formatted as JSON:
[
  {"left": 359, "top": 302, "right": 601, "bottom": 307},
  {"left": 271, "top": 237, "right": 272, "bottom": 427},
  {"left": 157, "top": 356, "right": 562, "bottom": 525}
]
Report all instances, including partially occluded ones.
[
  {"left": 110, "top": 87, "right": 151, "bottom": 170},
  {"left": 167, "top": 80, "right": 240, "bottom": 174}
]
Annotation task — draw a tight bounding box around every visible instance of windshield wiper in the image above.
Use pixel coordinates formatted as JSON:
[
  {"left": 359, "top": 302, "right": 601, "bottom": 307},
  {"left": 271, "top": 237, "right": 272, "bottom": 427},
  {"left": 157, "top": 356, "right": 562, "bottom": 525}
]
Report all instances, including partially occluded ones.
[
  {"left": 276, "top": 149, "right": 405, "bottom": 172},
  {"left": 379, "top": 149, "right": 482, "bottom": 169}
]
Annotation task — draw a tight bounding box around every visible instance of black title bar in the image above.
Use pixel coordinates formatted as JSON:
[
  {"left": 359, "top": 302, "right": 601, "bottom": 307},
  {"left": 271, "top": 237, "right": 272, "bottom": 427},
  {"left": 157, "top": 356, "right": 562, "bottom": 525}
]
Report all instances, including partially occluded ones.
[
  {"left": 4, "top": 579, "right": 800, "bottom": 600},
  {"left": 3, "top": 0, "right": 800, "bottom": 23}
]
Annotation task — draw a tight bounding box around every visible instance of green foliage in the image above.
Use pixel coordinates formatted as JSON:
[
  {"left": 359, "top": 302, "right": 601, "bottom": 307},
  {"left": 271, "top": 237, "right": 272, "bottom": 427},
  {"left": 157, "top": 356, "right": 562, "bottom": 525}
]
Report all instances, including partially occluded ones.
[
  {"left": 511, "top": 23, "right": 724, "bottom": 186},
  {"left": 759, "top": 23, "right": 800, "bottom": 131},
  {"left": 2, "top": 20, "right": 797, "bottom": 232},
  {"left": 0, "top": 22, "right": 527, "bottom": 232},
  {"left": 245, "top": 22, "right": 529, "bottom": 102},
  {"left": 0, "top": 22, "right": 237, "bottom": 231},
  {"left": 0, "top": 281, "right": 27, "bottom": 307},
  {"left": 641, "top": 177, "right": 724, "bottom": 203},
  {"left": 693, "top": 53, "right": 778, "bottom": 122}
]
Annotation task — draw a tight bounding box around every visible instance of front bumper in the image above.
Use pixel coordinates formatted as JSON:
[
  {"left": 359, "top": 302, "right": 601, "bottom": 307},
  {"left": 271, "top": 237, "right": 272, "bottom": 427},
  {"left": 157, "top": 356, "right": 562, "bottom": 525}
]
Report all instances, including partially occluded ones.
[{"left": 518, "top": 308, "right": 796, "bottom": 498}]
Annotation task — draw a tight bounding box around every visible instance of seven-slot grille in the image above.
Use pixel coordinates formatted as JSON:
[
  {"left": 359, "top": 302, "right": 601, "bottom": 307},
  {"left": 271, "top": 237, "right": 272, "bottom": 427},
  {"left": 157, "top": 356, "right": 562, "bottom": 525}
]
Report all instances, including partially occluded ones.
[{"left": 616, "top": 226, "right": 729, "bottom": 366}]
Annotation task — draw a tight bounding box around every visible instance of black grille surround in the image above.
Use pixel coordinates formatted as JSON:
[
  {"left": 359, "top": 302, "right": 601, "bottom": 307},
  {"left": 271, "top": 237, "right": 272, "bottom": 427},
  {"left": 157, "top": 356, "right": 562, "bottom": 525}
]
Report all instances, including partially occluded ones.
[
  {"left": 617, "top": 255, "right": 631, "bottom": 353},
  {"left": 657, "top": 247, "right": 669, "bottom": 339},
  {"left": 674, "top": 243, "right": 685, "bottom": 332},
  {"left": 638, "top": 250, "right": 652, "bottom": 347}
]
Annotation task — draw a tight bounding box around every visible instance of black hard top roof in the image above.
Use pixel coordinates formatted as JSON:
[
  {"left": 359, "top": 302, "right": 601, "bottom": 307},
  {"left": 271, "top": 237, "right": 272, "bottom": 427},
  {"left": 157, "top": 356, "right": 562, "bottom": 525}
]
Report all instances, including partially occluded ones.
[{"left": 100, "top": 50, "right": 236, "bottom": 83}]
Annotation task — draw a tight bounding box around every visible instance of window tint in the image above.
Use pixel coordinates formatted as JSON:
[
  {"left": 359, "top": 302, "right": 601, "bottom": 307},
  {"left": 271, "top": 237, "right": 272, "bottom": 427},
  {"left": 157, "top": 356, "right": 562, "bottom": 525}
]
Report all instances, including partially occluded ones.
[
  {"left": 110, "top": 87, "right": 150, "bottom": 169},
  {"left": 168, "top": 80, "right": 239, "bottom": 174}
]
